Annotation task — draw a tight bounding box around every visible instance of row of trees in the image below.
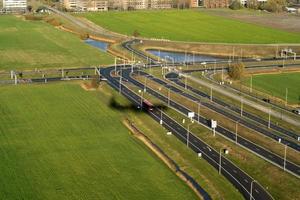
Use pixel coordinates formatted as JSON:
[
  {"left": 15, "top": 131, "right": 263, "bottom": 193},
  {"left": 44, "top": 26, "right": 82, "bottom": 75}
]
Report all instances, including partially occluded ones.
[{"left": 229, "top": 0, "right": 289, "bottom": 13}]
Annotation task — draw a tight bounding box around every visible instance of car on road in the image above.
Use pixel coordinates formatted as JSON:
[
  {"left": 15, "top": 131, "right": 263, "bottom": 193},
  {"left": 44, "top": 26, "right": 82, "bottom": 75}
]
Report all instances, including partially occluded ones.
[
  {"left": 293, "top": 108, "right": 300, "bottom": 115},
  {"left": 262, "top": 98, "right": 271, "bottom": 103}
]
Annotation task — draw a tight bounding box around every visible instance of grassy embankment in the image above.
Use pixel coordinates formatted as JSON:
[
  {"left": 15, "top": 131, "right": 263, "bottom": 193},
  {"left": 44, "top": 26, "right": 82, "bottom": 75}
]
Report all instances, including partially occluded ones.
[
  {"left": 0, "top": 82, "right": 201, "bottom": 200},
  {"left": 81, "top": 9, "right": 300, "bottom": 44},
  {"left": 241, "top": 72, "right": 300, "bottom": 105},
  {"left": 0, "top": 15, "right": 113, "bottom": 71}
]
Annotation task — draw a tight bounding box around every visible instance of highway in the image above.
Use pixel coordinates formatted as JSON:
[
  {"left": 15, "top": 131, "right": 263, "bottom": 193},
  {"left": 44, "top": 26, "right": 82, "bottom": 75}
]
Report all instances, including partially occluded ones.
[
  {"left": 158, "top": 72, "right": 300, "bottom": 149},
  {"left": 120, "top": 68, "right": 300, "bottom": 178},
  {"left": 122, "top": 39, "right": 300, "bottom": 117},
  {"left": 101, "top": 65, "right": 274, "bottom": 200}
]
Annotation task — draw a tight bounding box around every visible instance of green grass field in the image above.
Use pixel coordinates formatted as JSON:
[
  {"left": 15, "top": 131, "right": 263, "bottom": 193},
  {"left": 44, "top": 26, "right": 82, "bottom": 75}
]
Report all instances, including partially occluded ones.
[
  {"left": 0, "top": 16, "right": 113, "bottom": 71},
  {"left": 80, "top": 10, "right": 300, "bottom": 44},
  {"left": 243, "top": 72, "right": 300, "bottom": 104},
  {"left": 0, "top": 83, "right": 197, "bottom": 200}
]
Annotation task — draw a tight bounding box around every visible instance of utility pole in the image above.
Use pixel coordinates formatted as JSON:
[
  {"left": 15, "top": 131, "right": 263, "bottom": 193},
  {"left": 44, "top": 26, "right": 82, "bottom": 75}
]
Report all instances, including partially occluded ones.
[
  {"left": 114, "top": 57, "right": 117, "bottom": 75},
  {"left": 268, "top": 108, "right": 271, "bottom": 129},
  {"left": 119, "top": 69, "right": 122, "bottom": 94},
  {"left": 197, "top": 101, "right": 201, "bottom": 122},
  {"left": 250, "top": 75, "right": 253, "bottom": 93},
  {"left": 235, "top": 121, "right": 239, "bottom": 144},
  {"left": 250, "top": 180, "right": 256, "bottom": 200},
  {"left": 193, "top": 52, "right": 195, "bottom": 65},
  {"left": 14, "top": 73, "right": 17, "bottom": 85},
  {"left": 214, "top": 60, "right": 216, "bottom": 74},
  {"left": 285, "top": 88, "right": 288, "bottom": 106},
  {"left": 240, "top": 96, "right": 243, "bottom": 116},
  {"left": 283, "top": 144, "right": 287, "bottom": 171},
  {"left": 160, "top": 109, "right": 163, "bottom": 125},
  {"left": 140, "top": 91, "right": 143, "bottom": 110},
  {"left": 219, "top": 149, "right": 222, "bottom": 175},
  {"left": 168, "top": 88, "right": 171, "bottom": 107},
  {"left": 210, "top": 86, "right": 213, "bottom": 102},
  {"left": 187, "top": 124, "right": 191, "bottom": 147}
]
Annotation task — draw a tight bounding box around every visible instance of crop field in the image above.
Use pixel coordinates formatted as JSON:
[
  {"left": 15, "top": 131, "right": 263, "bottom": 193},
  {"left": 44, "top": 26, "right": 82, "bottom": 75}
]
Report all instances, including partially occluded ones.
[
  {"left": 0, "top": 16, "right": 113, "bottom": 71},
  {"left": 0, "top": 83, "right": 197, "bottom": 200},
  {"left": 80, "top": 10, "right": 300, "bottom": 44},
  {"left": 242, "top": 72, "right": 300, "bottom": 104}
]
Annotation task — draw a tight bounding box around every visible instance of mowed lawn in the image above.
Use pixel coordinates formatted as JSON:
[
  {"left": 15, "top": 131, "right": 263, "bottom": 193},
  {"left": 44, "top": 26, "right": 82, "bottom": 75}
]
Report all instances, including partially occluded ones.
[
  {"left": 0, "top": 83, "right": 197, "bottom": 200},
  {"left": 243, "top": 72, "right": 300, "bottom": 104},
  {"left": 81, "top": 10, "right": 300, "bottom": 44},
  {"left": 0, "top": 16, "right": 113, "bottom": 71}
]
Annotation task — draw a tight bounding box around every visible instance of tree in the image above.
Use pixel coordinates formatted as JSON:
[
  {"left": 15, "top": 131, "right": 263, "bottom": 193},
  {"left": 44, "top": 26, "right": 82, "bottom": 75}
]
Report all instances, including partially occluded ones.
[
  {"left": 132, "top": 30, "right": 140, "bottom": 37},
  {"left": 229, "top": 0, "right": 243, "bottom": 9},
  {"left": 265, "top": 0, "right": 287, "bottom": 12},
  {"left": 228, "top": 63, "right": 245, "bottom": 80},
  {"left": 27, "top": 5, "right": 33, "bottom": 12}
]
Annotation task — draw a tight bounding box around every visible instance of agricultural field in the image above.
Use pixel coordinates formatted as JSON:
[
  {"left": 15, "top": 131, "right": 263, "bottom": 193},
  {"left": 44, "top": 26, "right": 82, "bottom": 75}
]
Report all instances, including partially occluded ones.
[
  {"left": 0, "top": 83, "right": 197, "bottom": 200},
  {"left": 242, "top": 72, "right": 300, "bottom": 104},
  {"left": 80, "top": 10, "right": 300, "bottom": 44},
  {"left": 0, "top": 15, "right": 113, "bottom": 71}
]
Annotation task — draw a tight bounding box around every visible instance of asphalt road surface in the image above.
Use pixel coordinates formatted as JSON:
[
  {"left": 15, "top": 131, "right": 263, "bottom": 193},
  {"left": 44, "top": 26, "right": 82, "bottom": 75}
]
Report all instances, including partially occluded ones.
[
  {"left": 101, "top": 65, "right": 274, "bottom": 200},
  {"left": 120, "top": 68, "right": 300, "bottom": 178}
]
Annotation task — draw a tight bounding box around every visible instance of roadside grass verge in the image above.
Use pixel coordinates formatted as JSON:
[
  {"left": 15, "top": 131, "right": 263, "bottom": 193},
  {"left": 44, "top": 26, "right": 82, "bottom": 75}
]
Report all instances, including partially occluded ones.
[{"left": 241, "top": 72, "right": 300, "bottom": 105}]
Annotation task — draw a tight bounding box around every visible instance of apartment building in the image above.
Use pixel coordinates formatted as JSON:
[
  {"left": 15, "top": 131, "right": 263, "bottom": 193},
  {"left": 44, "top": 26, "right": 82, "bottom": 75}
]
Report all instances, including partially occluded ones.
[
  {"left": 149, "top": 0, "right": 172, "bottom": 9},
  {"left": 3, "top": 0, "right": 27, "bottom": 9},
  {"left": 190, "top": 0, "right": 229, "bottom": 8},
  {"left": 64, "top": 0, "right": 108, "bottom": 11}
]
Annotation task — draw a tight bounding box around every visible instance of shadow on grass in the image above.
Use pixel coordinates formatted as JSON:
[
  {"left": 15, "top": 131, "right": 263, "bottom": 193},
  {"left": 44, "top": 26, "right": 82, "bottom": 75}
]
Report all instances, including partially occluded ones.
[{"left": 109, "top": 96, "right": 167, "bottom": 114}]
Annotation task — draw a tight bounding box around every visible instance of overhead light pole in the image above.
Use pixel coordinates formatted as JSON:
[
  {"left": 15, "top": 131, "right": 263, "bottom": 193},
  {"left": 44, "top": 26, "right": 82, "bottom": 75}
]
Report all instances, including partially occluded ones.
[
  {"left": 167, "top": 87, "right": 171, "bottom": 107},
  {"left": 187, "top": 123, "right": 193, "bottom": 148},
  {"left": 250, "top": 180, "right": 257, "bottom": 200},
  {"left": 219, "top": 149, "right": 222, "bottom": 175},
  {"left": 235, "top": 121, "right": 239, "bottom": 144},
  {"left": 197, "top": 100, "right": 201, "bottom": 122},
  {"left": 283, "top": 144, "right": 287, "bottom": 171}
]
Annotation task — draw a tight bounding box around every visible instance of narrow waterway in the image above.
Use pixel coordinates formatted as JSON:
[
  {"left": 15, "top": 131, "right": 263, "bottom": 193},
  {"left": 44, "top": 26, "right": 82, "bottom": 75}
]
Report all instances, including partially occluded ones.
[
  {"left": 85, "top": 39, "right": 108, "bottom": 52},
  {"left": 147, "top": 49, "right": 222, "bottom": 63}
]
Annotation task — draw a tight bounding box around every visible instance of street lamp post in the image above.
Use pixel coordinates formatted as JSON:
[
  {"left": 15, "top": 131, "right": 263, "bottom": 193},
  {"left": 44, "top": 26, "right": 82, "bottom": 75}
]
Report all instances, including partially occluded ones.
[
  {"left": 235, "top": 121, "right": 239, "bottom": 144},
  {"left": 285, "top": 88, "right": 288, "bottom": 107},
  {"left": 114, "top": 57, "right": 117, "bottom": 75},
  {"left": 210, "top": 86, "right": 213, "bottom": 102},
  {"left": 284, "top": 144, "right": 287, "bottom": 171},
  {"left": 160, "top": 109, "right": 163, "bottom": 125},
  {"left": 119, "top": 69, "right": 122, "bottom": 94},
  {"left": 139, "top": 90, "right": 143, "bottom": 110},
  {"left": 197, "top": 101, "right": 201, "bottom": 122},
  {"left": 240, "top": 96, "right": 243, "bottom": 116},
  {"left": 250, "top": 180, "right": 256, "bottom": 200},
  {"left": 268, "top": 108, "right": 271, "bottom": 129},
  {"left": 250, "top": 75, "right": 253, "bottom": 93},
  {"left": 187, "top": 123, "right": 191, "bottom": 147},
  {"left": 168, "top": 88, "right": 171, "bottom": 107},
  {"left": 219, "top": 149, "right": 222, "bottom": 175}
]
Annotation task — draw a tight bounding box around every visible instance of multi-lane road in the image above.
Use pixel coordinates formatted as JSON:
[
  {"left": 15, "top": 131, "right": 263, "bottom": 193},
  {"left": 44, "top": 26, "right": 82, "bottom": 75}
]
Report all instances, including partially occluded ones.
[{"left": 101, "top": 65, "right": 274, "bottom": 200}]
